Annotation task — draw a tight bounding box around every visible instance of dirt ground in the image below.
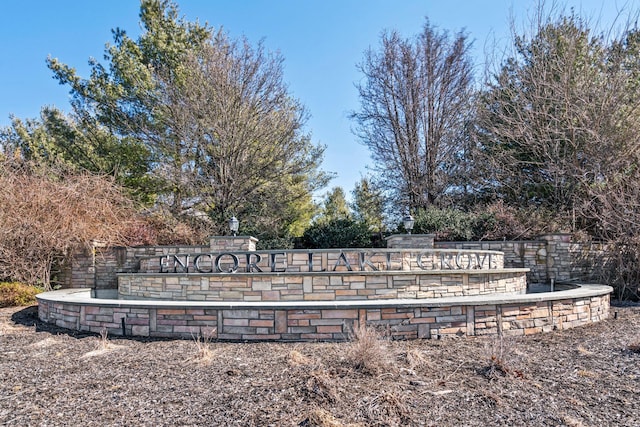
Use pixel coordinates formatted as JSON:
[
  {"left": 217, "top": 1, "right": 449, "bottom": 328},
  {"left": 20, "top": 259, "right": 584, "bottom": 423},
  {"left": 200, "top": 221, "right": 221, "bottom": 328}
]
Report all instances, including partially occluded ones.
[{"left": 0, "top": 303, "right": 639, "bottom": 427}]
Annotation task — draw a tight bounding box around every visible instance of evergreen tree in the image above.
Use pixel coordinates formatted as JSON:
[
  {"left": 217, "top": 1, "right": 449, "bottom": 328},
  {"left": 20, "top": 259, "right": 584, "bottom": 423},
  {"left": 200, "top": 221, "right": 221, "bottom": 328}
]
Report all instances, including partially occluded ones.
[
  {"left": 351, "top": 177, "right": 385, "bottom": 231},
  {"left": 45, "top": 0, "right": 328, "bottom": 237}
]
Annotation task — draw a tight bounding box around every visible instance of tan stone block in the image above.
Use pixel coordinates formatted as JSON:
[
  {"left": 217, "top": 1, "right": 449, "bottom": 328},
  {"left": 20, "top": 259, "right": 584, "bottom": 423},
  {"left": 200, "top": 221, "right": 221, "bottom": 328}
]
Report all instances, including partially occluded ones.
[
  {"left": 366, "top": 311, "right": 381, "bottom": 321},
  {"left": 329, "top": 276, "right": 343, "bottom": 286},
  {"left": 303, "top": 293, "right": 335, "bottom": 301},
  {"left": 224, "top": 318, "right": 249, "bottom": 327},
  {"left": 313, "top": 276, "right": 330, "bottom": 286},
  {"left": 288, "top": 311, "right": 321, "bottom": 320},
  {"left": 275, "top": 310, "right": 287, "bottom": 333},
  {"left": 335, "top": 290, "right": 358, "bottom": 296},
  {"left": 321, "top": 309, "right": 358, "bottom": 319},
  {"left": 131, "top": 325, "right": 150, "bottom": 336},
  {"left": 157, "top": 309, "right": 186, "bottom": 315},
  {"left": 317, "top": 325, "right": 343, "bottom": 333},
  {"left": 249, "top": 319, "right": 274, "bottom": 328},
  {"left": 261, "top": 291, "right": 280, "bottom": 301}
]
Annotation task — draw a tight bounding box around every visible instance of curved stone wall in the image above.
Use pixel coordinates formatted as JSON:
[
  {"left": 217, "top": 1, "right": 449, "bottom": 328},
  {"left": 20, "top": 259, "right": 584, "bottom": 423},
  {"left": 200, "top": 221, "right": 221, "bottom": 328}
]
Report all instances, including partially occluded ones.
[
  {"left": 36, "top": 284, "right": 611, "bottom": 340},
  {"left": 121, "top": 249, "right": 523, "bottom": 302},
  {"left": 117, "top": 270, "right": 528, "bottom": 302}
]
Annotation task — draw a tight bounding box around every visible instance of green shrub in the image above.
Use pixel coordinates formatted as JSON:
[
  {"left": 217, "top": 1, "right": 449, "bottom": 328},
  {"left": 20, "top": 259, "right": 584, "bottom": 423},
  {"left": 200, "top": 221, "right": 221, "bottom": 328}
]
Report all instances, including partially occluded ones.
[
  {"left": 255, "top": 235, "right": 295, "bottom": 250},
  {"left": 0, "top": 282, "right": 43, "bottom": 307},
  {"left": 301, "top": 219, "right": 373, "bottom": 248},
  {"left": 407, "top": 203, "right": 557, "bottom": 241},
  {"left": 411, "top": 207, "right": 480, "bottom": 241}
]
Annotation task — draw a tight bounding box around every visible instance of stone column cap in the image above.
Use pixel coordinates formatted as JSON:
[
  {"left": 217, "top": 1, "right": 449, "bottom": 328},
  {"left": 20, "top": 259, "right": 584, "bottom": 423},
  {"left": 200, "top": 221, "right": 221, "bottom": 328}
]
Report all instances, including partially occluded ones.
[
  {"left": 384, "top": 233, "right": 436, "bottom": 240},
  {"left": 209, "top": 235, "right": 259, "bottom": 242}
]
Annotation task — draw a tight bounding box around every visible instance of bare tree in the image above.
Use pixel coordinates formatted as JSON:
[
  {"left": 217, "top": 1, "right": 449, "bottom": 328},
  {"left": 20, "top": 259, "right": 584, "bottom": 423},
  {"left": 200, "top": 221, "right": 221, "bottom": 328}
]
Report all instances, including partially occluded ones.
[
  {"left": 477, "top": 9, "right": 640, "bottom": 298},
  {"left": 477, "top": 12, "right": 640, "bottom": 223},
  {"left": 153, "top": 36, "right": 327, "bottom": 235},
  {"left": 351, "top": 20, "right": 474, "bottom": 211}
]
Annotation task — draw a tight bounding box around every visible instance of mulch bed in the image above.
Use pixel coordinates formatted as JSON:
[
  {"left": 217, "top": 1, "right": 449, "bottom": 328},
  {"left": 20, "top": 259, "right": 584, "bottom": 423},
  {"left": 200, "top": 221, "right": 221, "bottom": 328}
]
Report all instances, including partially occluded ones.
[{"left": 1, "top": 303, "right": 639, "bottom": 426}]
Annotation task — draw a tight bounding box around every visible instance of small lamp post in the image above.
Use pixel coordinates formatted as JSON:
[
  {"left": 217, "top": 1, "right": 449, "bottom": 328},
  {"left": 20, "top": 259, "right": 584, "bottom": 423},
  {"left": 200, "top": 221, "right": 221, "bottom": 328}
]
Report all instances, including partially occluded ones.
[
  {"left": 228, "top": 216, "right": 239, "bottom": 236},
  {"left": 403, "top": 214, "right": 415, "bottom": 235}
]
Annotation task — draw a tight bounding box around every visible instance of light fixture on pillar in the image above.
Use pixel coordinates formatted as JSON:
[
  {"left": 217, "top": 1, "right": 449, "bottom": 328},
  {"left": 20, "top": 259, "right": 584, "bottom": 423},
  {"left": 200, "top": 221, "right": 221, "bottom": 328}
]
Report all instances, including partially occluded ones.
[
  {"left": 228, "top": 216, "right": 239, "bottom": 236},
  {"left": 403, "top": 214, "right": 415, "bottom": 235}
]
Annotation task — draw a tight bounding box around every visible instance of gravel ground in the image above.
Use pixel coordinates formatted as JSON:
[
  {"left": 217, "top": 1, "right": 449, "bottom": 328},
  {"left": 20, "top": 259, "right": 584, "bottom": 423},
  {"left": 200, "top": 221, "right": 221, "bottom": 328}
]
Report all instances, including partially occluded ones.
[{"left": 1, "top": 303, "right": 639, "bottom": 426}]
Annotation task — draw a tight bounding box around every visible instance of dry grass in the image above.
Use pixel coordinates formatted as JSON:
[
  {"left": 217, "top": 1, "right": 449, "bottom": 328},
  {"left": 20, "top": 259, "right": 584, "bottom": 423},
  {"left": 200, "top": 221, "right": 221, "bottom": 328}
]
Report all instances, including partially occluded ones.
[
  {"left": 97, "top": 327, "right": 109, "bottom": 350},
  {"left": 576, "top": 344, "right": 594, "bottom": 355},
  {"left": 303, "top": 370, "right": 339, "bottom": 404},
  {"left": 27, "top": 336, "right": 59, "bottom": 349},
  {"left": 81, "top": 327, "right": 126, "bottom": 358},
  {"left": 404, "top": 347, "right": 431, "bottom": 371},
  {"left": 361, "top": 391, "right": 410, "bottom": 425},
  {"left": 187, "top": 330, "right": 217, "bottom": 365},
  {"left": 344, "top": 323, "right": 392, "bottom": 375},
  {"left": 288, "top": 348, "right": 314, "bottom": 367},
  {"left": 562, "top": 415, "right": 587, "bottom": 427}
]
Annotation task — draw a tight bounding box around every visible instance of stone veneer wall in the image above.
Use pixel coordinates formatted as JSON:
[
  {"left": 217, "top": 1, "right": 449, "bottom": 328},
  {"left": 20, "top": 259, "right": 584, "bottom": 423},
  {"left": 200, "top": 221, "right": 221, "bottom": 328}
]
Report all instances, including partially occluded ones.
[
  {"left": 210, "top": 236, "right": 257, "bottom": 252},
  {"left": 118, "top": 270, "right": 527, "bottom": 301},
  {"left": 434, "top": 240, "right": 547, "bottom": 282},
  {"left": 37, "top": 290, "right": 609, "bottom": 340},
  {"left": 60, "top": 236, "right": 256, "bottom": 292},
  {"left": 433, "top": 234, "right": 607, "bottom": 284},
  {"left": 59, "top": 234, "right": 611, "bottom": 291},
  {"left": 61, "top": 244, "right": 210, "bottom": 294},
  {"left": 386, "top": 234, "right": 435, "bottom": 249}
]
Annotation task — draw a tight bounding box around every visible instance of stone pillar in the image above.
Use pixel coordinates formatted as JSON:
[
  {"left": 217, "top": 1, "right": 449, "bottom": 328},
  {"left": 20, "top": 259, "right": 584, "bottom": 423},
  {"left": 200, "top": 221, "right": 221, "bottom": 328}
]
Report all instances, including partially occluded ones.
[
  {"left": 386, "top": 234, "right": 435, "bottom": 249},
  {"left": 210, "top": 236, "right": 258, "bottom": 252},
  {"left": 538, "top": 233, "right": 572, "bottom": 283}
]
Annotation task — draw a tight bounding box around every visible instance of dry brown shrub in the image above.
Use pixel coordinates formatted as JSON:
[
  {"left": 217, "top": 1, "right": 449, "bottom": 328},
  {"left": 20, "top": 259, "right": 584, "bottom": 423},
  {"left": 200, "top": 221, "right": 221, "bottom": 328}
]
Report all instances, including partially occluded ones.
[
  {"left": 628, "top": 342, "right": 640, "bottom": 354},
  {"left": 479, "top": 336, "right": 525, "bottom": 380},
  {"left": 361, "top": 391, "right": 410, "bottom": 425},
  {"left": 345, "top": 322, "right": 392, "bottom": 375},
  {"left": 302, "top": 370, "right": 338, "bottom": 404},
  {"left": 125, "top": 212, "right": 212, "bottom": 246},
  {"left": 0, "top": 160, "right": 137, "bottom": 288},
  {"left": 405, "top": 347, "right": 431, "bottom": 371}
]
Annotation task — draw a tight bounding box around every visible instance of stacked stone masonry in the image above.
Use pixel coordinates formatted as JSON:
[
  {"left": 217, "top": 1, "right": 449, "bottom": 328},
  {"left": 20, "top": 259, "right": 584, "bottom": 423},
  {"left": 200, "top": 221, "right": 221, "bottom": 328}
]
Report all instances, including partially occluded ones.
[
  {"left": 210, "top": 236, "right": 257, "bottom": 252},
  {"left": 118, "top": 271, "right": 527, "bottom": 302},
  {"left": 41, "top": 232, "right": 613, "bottom": 341},
  {"left": 116, "top": 249, "right": 525, "bottom": 302},
  {"left": 59, "top": 234, "right": 613, "bottom": 290},
  {"left": 37, "top": 291, "right": 609, "bottom": 340}
]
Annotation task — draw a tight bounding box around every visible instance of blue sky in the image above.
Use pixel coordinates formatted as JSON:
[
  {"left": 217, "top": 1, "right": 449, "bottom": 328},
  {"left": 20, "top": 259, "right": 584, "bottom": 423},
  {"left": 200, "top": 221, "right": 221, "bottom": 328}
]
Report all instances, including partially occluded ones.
[{"left": 0, "top": 0, "right": 631, "bottom": 198}]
